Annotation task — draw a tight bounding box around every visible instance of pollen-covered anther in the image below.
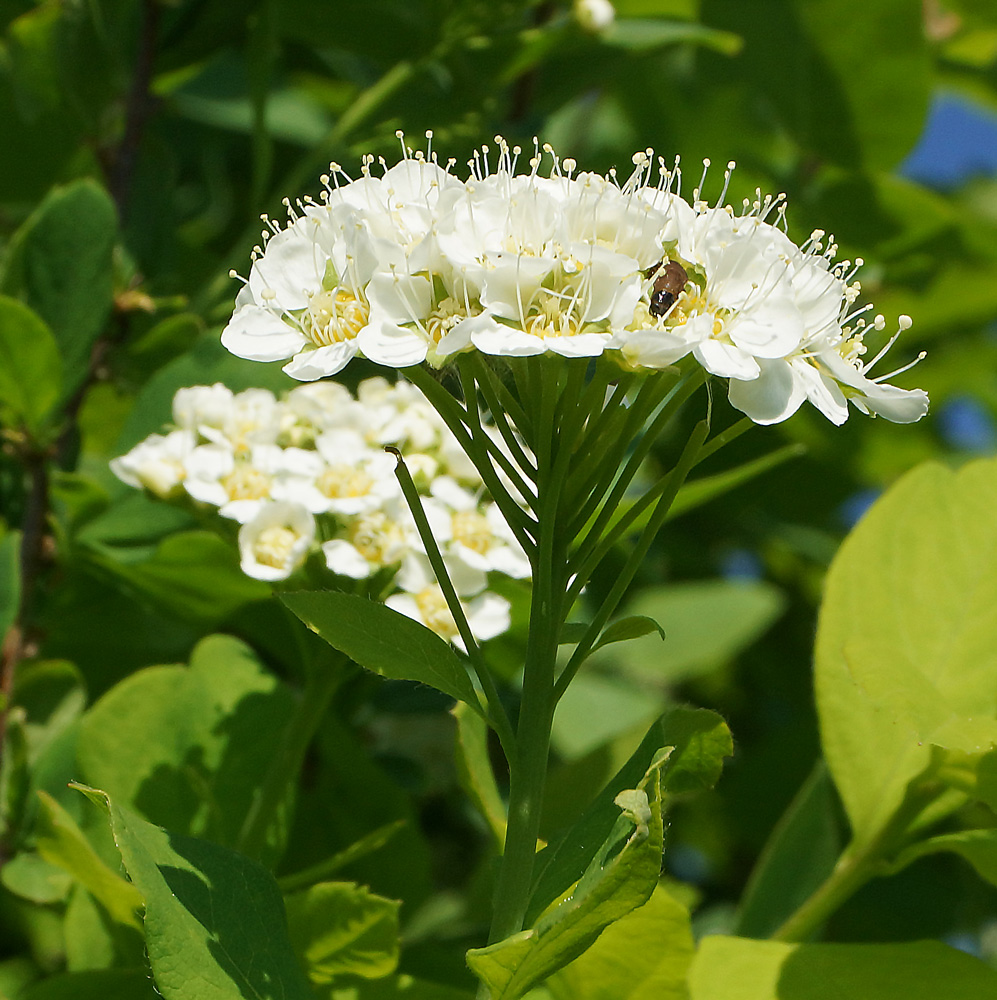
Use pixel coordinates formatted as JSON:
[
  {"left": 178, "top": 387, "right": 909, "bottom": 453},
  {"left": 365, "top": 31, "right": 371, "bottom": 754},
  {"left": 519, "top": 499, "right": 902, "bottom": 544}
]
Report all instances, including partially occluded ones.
[{"left": 305, "top": 289, "right": 369, "bottom": 346}]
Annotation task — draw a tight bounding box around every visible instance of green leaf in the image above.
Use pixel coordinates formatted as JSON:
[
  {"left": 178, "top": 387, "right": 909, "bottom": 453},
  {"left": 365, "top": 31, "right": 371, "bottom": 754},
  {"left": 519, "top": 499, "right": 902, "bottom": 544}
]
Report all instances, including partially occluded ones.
[
  {"left": 550, "top": 673, "right": 666, "bottom": 762},
  {"left": 558, "top": 622, "right": 589, "bottom": 645},
  {"left": 0, "top": 530, "right": 20, "bottom": 641},
  {"left": 604, "top": 19, "right": 742, "bottom": 55},
  {"left": 0, "top": 851, "right": 72, "bottom": 904},
  {"left": 282, "top": 591, "right": 479, "bottom": 709},
  {"left": 734, "top": 762, "right": 843, "bottom": 938},
  {"left": 277, "top": 821, "right": 406, "bottom": 894},
  {"left": 84, "top": 530, "right": 270, "bottom": 625},
  {"left": 63, "top": 882, "right": 147, "bottom": 973},
  {"left": 545, "top": 885, "right": 694, "bottom": 1000},
  {"left": 800, "top": 0, "right": 932, "bottom": 171},
  {"left": 467, "top": 753, "right": 668, "bottom": 1000},
  {"left": 286, "top": 881, "right": 400, "bottom": 984},
  {"left": 687, "top": 937, "right": 997, "bottom": 1000},
  {"left": 76, "top": 635, "right": 297, "bottom": 859},
  {"left": 0, "top": 956, "right": 40, "bottom": 999},
  {"left": 0, "top": 296, "right": 63, "bottom": 433},
  {"left": 529, "top": 707, "right": 732, "bottom": 924},
  {"left": 454, "top": 701, "right": 507, "bottom": 847},
  {"left": 20, "top": 969, "right": 160, "bottom": 1000},
  {"left": 33, "top": 791, "right": 143, "bottom": 929},
  {"left": 592, "top": 615, "right": 665, "bottom": 652},
  {"left": 327, "top": 976, "right": 474, "bottom": 999},
  {"left": 0, "top": 180, "right": 117, "bottom": 395},
  {"left": 668, "top": 444, "right": 805, "bottom": 522},
  {"left": 887, "top": 828, "right": 997, "bottom": 888},
  {"left": 815, "top": 458, "right": 997, "bottom": 846},
  {"left": 78, "top": 785, "right": 313, "bottom": 1000},
  {"left": 589, "top": 581, "right": 785, "bottom": 685}
]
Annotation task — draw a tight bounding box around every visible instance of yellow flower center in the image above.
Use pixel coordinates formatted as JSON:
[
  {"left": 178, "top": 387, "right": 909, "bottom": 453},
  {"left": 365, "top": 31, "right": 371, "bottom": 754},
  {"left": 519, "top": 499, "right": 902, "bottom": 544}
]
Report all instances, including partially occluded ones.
[
  {"left": 415, "top": 585, "right": 459, "bottom": 640},
  {"left": 306, "top": 289, "right": 369, "bottom": 347},
  {"left": 452, "top": 510, "right": 492, "bottom": 554},
  {"left": 349, "top": 513, "right": 405, "bottom": 566},
  {"left": 317, "top": 464, "right": 375, "bottom": 499},
  {"left": 525, "top": 290, "right": 582, "bottom": 339},
  {"left": 222, "top": 465, "right": 272, "bottom": 501},
  {"left": 254, "top": 525, "right": 297, "bottom": 568}
]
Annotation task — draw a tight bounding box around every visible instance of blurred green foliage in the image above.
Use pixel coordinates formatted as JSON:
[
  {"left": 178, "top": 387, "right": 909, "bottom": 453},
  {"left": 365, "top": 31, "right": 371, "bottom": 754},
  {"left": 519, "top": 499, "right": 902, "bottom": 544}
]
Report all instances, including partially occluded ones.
[{"left": 2, "top": 0, "right": 997, "bottom": 997}]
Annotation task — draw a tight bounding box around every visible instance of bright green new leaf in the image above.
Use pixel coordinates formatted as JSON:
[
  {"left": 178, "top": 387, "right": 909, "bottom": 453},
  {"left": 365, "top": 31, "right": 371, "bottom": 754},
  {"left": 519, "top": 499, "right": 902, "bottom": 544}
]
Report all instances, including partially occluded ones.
[
  {"left": 815, "top": 458, "right": 997, "bottom": 846},
  {"left": 734, "top": 763, "right": 842, "bottom": 938},
  {"left": 454, "top": 702, "right": 507, "bottom": 847},
  {"left": 33, "top": 791, "right": 143, "bottom": 929},
  {"left": 467, "top": 754, "right": 668, "bottom": 1000},
  {"left": 283, "top": 590, "right": 480, "bottom": 710},
  {"left": 545, "top": 885, "right": 694, "bottom": 1000},
  {"left": 77, "top": 785, "right": 313, "bottom": 1000},
  {"left": 285, "top": 881, "right": 401, "bottom": 984},
  {"left": 0, "top": 179, "right": 116, "bottom": 394},
  {"left": 0, "top": 296, "right": 62, "bottom": 433},
  {"left": 687, "top": 936, "right": 997, "bottom": 1000},
  {"left": 76, "top": 634, "right": 297, "bottom": 859},
  {"left": 530, "top": 707, "right": 732, "bottom": 922}
]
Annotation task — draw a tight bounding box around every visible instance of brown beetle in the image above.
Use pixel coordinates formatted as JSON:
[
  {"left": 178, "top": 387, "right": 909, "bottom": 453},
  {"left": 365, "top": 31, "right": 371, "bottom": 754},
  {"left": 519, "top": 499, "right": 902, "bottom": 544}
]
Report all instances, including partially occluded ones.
[{"left": 644, "top": 259, "right": 688, "bottom": 318}]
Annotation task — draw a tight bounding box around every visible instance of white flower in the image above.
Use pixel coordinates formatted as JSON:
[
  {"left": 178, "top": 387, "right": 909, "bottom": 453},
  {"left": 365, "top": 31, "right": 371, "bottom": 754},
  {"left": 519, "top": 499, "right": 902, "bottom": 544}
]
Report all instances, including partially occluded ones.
[
  {"left": 385, "top": 553, "right": 511, "bottom": 647},
  {"left": 574, "top": 0, "right": 615, "bottom": 33},
  {"left": 222, "top": 207, "right": 382, "bottom": 381},
  {"left": 110, "top": 429, "right": 196, "bottom": 498},
  {"left": 322, "top": 502, "right": 413, "bottom": 579},
  {"left": 276, "top": 429, "right": 399, "bottom": 515},
  {"left": 425, "top": 476, "right": 531, "bottom": 578},
  {"left": 172, "top": 384, "right": 234, "bottom": 438},
  {"left": 238, "top": 501, "right": 315, "bottom": 581},
  {"left": 183, "top": 442, "right": 301, "bottom": 522},
  {"left": 217, "top": 137, "right": 927, "bottom": 429}
]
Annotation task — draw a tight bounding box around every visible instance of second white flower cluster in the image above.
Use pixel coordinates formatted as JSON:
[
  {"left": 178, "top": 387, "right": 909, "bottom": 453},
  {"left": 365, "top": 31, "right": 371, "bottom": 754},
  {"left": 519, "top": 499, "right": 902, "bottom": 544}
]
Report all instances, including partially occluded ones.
[{"left": 111, "top": 379, "right": 530, "bottom": 646}]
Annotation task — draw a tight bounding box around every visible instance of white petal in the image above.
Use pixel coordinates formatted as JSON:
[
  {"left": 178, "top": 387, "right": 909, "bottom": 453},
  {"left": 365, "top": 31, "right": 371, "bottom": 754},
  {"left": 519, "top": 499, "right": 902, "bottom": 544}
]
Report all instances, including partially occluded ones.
[
  {"left": 727, "top": 359, "right": 806, "bottom": 425},
  {"left": 282, "top": 342, "right": 359, "bottom": 381},
  {"left": 322, "top": 540, "right": 374, "bottom": 579},
  {"left": 545, "top": 333, "right": 612, "bottom": 358},
  {"left": 358, "top": 319, "right": 428, "bottom": 367},
  {"left": 471, "top": 323, "right": 546, "bottom": 357},
  {"left": 221, "top": 305, "right": 307, "bottom": 362},
  {"left": 694, "top": 339, "right": 760, "bottom": 380},
  {"left": 366, "top": 272, "right": 434, "bottom": 324}
]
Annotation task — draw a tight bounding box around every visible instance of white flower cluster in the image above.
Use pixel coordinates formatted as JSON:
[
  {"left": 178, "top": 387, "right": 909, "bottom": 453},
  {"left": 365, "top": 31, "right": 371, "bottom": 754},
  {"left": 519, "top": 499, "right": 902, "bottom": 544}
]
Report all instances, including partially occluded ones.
[
  {"left": 111, "top": 379, "right": 529, "bottom": 646},
  {"left": 222, "top": 135, "right": 928, "bottom": 427}
]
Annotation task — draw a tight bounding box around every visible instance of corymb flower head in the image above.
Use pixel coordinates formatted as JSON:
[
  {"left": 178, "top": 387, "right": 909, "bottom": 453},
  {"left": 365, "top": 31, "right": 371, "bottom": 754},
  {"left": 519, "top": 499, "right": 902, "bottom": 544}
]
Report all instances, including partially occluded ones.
[
  {"left": 222, "top": 134, "right": 927, "bottom": 426},
  {"left": 111, "top": 379, "right": 524, "bottom": 647}
]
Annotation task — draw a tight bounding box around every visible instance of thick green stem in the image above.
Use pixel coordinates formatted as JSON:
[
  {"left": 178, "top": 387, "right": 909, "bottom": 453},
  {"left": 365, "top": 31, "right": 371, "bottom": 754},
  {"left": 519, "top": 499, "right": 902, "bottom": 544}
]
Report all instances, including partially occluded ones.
[{"left": 488, "top": 360, "right": 567, "bottom": 944}]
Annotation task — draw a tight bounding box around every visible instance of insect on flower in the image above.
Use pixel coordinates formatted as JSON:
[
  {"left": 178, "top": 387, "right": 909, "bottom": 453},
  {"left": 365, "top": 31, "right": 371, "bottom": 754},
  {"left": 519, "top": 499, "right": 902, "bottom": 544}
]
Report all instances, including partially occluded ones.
[{"left": 645, "top": 259, "right": 689, "bottom": 317}]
